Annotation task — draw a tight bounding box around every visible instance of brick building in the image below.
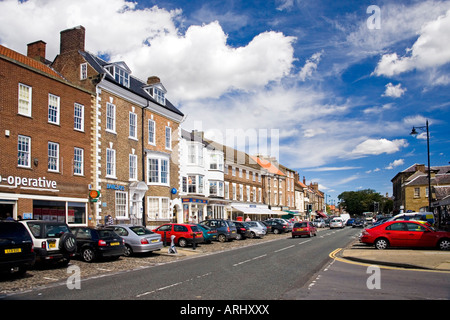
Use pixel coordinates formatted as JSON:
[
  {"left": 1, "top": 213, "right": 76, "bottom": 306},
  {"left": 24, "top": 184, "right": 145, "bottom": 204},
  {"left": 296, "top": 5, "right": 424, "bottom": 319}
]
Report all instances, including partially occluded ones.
[
  {"left": 52, "top": 26, "right": 184, "bottom": 227},
  {"left": 0, "top": 42, "right": 94, "bottom": 225}
]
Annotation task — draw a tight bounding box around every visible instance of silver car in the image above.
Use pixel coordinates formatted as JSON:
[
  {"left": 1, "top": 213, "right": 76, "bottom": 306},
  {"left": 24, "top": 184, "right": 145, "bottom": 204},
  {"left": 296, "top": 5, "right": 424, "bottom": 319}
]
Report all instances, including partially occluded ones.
[
  {"left": 106, "top": 224, "right": 163, "bottom": 256},
  {"left": 245, "top": 221, "right": 266, "bottom": 238}
]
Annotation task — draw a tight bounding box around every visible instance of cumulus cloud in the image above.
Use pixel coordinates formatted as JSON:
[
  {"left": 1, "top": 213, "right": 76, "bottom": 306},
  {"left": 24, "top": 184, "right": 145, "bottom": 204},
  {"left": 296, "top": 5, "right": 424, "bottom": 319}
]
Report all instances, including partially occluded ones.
[
  {"left": 385, "top": 159, "right": 405, "bottom": 170},
  {"left": 0, "top": 0, "right": 296, "bottom": 103},
  {"left": 351, "top": 138, "right": 409, "bottom": 156},
  {"left": 374, "top": 9, "right": 450, "bottom": 77},
  {"left": 382, "top": 83, "right": 406, "bottom": 98}
]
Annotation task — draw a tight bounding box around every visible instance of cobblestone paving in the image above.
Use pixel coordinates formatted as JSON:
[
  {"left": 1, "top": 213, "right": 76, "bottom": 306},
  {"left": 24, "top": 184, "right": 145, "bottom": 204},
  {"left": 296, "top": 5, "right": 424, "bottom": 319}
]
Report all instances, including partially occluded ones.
[{"left": 0, "top": 233, "right": 287, "bottom": 296}]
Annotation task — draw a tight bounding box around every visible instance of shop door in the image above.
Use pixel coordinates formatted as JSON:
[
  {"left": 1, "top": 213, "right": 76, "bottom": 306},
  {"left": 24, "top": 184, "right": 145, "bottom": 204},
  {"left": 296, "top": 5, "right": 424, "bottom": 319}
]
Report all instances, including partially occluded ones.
[{"left": 0, "top": 202, "right": 15, "bottom": 220}]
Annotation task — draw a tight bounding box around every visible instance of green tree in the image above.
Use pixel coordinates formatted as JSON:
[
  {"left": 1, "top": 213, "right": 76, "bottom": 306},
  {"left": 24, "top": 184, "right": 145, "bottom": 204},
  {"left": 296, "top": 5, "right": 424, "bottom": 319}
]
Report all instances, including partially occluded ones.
[{"left": 338, "top": 189, "right": 389, "bottom": 216}]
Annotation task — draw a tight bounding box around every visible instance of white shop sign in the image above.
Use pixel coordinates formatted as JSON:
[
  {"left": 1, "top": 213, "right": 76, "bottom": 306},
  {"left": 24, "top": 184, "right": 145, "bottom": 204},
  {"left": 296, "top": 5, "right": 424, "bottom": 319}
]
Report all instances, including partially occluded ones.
[{"left": 0, "top": 174, "right": 57, "bottom": 190}]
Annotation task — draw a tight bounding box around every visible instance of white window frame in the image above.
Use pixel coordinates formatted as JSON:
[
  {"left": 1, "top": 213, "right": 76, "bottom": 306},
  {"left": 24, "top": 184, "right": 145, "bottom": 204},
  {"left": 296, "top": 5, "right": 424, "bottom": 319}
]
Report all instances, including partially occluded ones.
[
  {"left": 129, "top": 112, "right": 137, "bottom": 140},
  {"left": 17, "top": 135, "right": 31, "bottom": 168},
  {"left": 106, "top": 102, "right": 116, "bottom": 133},
  {"left": 74, "top": 103, "right": 84, "bottom": 132},
  {"left": 165, "top": 126, "right": 172, "bottom": 150},
  {"left": 48, "top": 94, "right": 60, "bottom": 125},
  {"left": 129, "top": 154, "right": 137, "bottom": 181},
  {"left": 74, "top": 147, "right": 84, "bottom": 176},
  {"left": 80, "top": 63, "right": 88, "bottom": 80},
  {"left": 148, "top": 119, "right": 156, "bottom": 145},
  {"left": 147, "top": 155, "right": 170, "bottom": 186},
  {"left": 115, "top": 191, "right": 128, "bottom": 219},
  {"left": 48, "top": 142, "right": 59, "bottom": 172},
  {"left": 18, "top": 83, "right": 32, "bottom": 117},
  {"left": 154, "top": 88, "right": 166, "bottom": 105},
  {"left": 106, "top": 148, "right": 116, "bottom": 178},
  {"left": 147, "top": 197, "right": 170, "bottom": 220}
]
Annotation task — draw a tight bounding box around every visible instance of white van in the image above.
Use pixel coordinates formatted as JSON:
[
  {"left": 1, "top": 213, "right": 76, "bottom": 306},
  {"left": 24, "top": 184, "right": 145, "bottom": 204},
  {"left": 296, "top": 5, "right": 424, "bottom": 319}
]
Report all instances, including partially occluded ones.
[{"left": 389, "top": 212, "right": 435, "bottom": 225}]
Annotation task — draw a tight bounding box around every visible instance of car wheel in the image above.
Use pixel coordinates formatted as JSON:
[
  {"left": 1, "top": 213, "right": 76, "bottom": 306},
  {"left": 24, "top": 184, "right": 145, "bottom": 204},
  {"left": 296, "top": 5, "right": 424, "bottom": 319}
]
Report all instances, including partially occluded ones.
[
  {"left": 236, "top": 233, "right": 242, "bottom": 240},
  {"left": 374, "top": 238, "right": 389, "bottom": 250},
  {"left": 273, "top": 228, "right": 280, "bottom": 234},
  {"left": 250, "top": 232, "right": 256, "bottom": 239},
  {"left": 438, "top": 238, "right": 450, "bottom": 250},
  {"left": 218, "top": 234, "right": 227, "bottom": 243},
  {"left": 178, "top": 238, "right": 187, "bottom": 247},
  {"left": 124, "top": 245, "right": 133, "bottom": 257},
  {"left": 82, "top": 247, "right": 96, "bottom": 262}
]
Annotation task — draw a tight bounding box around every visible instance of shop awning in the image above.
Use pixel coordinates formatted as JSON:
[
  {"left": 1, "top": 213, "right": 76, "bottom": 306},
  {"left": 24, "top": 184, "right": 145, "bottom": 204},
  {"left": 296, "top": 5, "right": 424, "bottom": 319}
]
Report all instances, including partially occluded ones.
[{"left": 232, "top": 206, "right": 282, "bottom": 216}]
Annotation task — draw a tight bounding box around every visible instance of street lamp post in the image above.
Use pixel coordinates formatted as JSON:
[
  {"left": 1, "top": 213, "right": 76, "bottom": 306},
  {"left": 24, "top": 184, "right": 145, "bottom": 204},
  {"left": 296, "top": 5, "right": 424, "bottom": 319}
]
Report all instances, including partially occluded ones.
[{"left": 410, "top": 120, "right": 432, "bottom": 211}]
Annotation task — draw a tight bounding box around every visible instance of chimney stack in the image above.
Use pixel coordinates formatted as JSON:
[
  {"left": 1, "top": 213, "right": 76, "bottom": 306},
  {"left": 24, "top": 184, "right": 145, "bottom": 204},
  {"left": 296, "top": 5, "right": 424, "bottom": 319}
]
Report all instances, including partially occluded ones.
[
  {"left": 60, "top": 25, "right": 85, "bottom": 55},
  {"left": 147, "top": 76, "right": 161, "bottom": 85},
  {"left": 27, "top": 40, "right": 47, "bottom": 63}
]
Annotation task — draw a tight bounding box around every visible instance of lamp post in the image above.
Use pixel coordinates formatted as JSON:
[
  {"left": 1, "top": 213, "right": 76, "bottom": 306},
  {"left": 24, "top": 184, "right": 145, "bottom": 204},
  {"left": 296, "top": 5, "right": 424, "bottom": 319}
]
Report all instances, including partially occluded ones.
[{"left": 410, "top": 120, "right": 432, "bottom": 211}]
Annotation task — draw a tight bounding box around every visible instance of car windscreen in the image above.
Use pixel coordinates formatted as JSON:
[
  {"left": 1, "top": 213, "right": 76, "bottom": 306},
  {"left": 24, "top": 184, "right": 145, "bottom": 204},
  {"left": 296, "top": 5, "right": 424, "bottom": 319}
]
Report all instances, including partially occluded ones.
[
  {"left": 294, "top": 222, "right": 308, "bottom": 227},
  {"left": 97, "top": 230, "right": 119, "bottom": 239},
  {"left": 130, "top": 226, "right": 154, "bottom": 236},
  {"left": 0, "top": 223, "right": 31, "bottom": 242},
  {"left": 190, "top": 225, "right": 201, "bottom": 232}
]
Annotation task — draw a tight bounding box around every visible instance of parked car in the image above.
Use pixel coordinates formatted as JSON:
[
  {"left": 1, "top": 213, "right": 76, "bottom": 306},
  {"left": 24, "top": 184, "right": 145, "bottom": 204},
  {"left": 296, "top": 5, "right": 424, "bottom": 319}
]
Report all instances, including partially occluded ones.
[
  {"left": 352, "top": 219, "right": 366, "bottom": 228},
  {"left": 388, "top": 212, "right": 435, "bottom": 225},
  {"left": 70, "top": 227, "right": 125, "bottom": 262},
  {"left": 360, "top": 220, "right": 450, "bottom": 250},
  {"left": 373, "top": 217, "right": 390, "bottom": 226},
  {"left": 199, "top": 219, "right": 237, "bottom": 242},
  {"left": 259, "top": 221, "right": 272, "bottom": 234},
  {"left": 329, "top": 218, "right": 344, "bottom": 229},
  {"left": 0, "top": 221, "right": 36, "bottom": 276},
  {"left": 233, "top": 221, "right": 252, "bottom": 240},
  {"left": 153, "top": 223, "right": 203, "bottom": 247},
  {"left": 313, "top": 218, "right": 326, "bottom": 228},
  {"left": 346, "top": 218, "right": 355, "bottom": 226},
  {"left": 292, "top": 221, "right": 317, "bottom": 238},
  {"left": 264, "top": 220, "right": 288, "bottom": 234},
  {"left": 105, "top": 224, "right": 163, "bottom": 256},
  {"left": 20, "top": 220, "right": 77, "bottom": 265},
  {"left": 245, "top": 221, "right": 266, "bottom": 238},
  {"left": 267, "top": 218, "right": 292, "bottom": 232},
  {"left": 196, "top": 224, "right": 218, "bottom": 244}
]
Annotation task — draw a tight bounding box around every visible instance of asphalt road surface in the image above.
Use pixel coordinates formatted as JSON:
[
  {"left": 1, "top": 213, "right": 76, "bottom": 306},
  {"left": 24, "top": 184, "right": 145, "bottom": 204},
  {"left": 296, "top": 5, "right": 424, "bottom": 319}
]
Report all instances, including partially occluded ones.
[{"left": 7, "top": 227, "right": 360, "bottom": 300}]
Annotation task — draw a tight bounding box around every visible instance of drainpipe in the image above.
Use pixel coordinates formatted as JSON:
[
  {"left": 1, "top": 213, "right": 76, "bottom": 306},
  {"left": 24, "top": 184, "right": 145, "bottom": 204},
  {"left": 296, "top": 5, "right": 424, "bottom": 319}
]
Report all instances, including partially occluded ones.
[{"left": 141, "top": 104, "right": 148, "bottom": 227}]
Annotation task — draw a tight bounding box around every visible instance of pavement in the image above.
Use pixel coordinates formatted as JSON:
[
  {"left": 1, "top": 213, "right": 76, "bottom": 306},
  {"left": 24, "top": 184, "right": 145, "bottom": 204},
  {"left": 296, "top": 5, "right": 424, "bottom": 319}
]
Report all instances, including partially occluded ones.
[{"left": 339, "top": 242, "right": 450, "bottom": 272}]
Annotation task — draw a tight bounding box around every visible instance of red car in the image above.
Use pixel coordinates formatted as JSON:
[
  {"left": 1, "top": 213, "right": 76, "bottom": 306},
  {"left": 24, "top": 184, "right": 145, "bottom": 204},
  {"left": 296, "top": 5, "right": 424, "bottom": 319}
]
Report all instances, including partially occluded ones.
[
  {"left": 292, "top": 221, "right": 317, "bottom": 238},
  {"left": 152, "top": 223, "right": 203, "bottom": 247},
  {"left": 360, "top": 220, "right": 450, "bottom": 250}
]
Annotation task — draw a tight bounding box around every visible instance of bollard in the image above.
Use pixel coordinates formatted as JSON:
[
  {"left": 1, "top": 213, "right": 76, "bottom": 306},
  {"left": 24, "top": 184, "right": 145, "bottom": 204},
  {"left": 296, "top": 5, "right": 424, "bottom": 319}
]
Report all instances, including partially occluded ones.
[
  {"left": 168, "top": 235, "right": 177, "bottom": 254},
  {"left": 193, "top": 232, "right": 196, "bottom": 250},
  {"left": 163, "top": 231, "right": 167, "bottom": 247}
]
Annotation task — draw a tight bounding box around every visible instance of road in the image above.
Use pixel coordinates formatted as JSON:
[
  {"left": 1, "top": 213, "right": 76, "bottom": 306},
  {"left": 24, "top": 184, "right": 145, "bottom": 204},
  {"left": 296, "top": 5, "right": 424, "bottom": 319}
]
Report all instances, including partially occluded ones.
[{"left": 7, "top": 227, "right": 359, "bottom": 300}]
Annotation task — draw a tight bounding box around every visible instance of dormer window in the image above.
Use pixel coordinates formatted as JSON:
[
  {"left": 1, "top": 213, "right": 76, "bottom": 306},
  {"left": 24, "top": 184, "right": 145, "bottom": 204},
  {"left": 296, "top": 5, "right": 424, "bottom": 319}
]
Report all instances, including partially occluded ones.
[
  {"left": 144, "top": 76, "right": 167, "bottom": 106},
  {"left": 104, "top": 62, "right": 131, "bottom": 88}
]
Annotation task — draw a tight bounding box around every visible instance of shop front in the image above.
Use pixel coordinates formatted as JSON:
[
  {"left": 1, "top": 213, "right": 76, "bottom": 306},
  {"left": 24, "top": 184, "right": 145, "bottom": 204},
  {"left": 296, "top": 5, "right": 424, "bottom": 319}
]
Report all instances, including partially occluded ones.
[
  {"left": 0, "top": 173, "right": 89, "bottom": 225},
  {"left": 231, "top": 204, "right": 281, "bottom": 221},
  {"left": 182, "top": 197, "right": 208, "bottom": 223}
]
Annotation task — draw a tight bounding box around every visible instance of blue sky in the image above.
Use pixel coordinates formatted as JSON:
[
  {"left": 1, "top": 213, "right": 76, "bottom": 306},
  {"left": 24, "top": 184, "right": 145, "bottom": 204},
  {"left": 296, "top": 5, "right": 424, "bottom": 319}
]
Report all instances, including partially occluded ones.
[{"left": 1, "top": 0, "right": 449, "bottom": 204}]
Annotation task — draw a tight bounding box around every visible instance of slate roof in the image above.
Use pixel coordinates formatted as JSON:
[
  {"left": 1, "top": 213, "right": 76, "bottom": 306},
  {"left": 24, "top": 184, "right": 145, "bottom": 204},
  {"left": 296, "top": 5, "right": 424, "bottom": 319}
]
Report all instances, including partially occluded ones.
[{"left": 80, "top": 51, "right": 183, "bottom": 117}]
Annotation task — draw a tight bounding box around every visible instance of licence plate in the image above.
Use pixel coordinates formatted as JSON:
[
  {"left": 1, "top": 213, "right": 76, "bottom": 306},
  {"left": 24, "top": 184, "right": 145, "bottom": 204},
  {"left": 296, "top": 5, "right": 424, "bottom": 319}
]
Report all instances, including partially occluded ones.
[
  {"left": 48, "top": 242, "right": 56, "bottom": 249},
  {"left": 151, "top": 239, "right": 159, "bottom": 243},
  {"left": 110, "top": 242, "right": 120, "bottom": 246},
  {"left": 232, "top": 231, "right": 236, "bottom": 233},
  {"left": 5, "top": 248, "right": 22, "bottom": 254}
]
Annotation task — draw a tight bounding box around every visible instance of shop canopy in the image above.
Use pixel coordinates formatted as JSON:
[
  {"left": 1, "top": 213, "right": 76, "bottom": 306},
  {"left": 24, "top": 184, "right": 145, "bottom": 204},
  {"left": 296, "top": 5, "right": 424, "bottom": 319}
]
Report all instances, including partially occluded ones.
[
  {"left": 316, "top": 211, "right": 328, "bottom": 218},
  {"left": 281, "top": 211, "right": 301, "bottom": 219},
  {"left": 232, "top": 206, "right": 283, "bottom": 216}
]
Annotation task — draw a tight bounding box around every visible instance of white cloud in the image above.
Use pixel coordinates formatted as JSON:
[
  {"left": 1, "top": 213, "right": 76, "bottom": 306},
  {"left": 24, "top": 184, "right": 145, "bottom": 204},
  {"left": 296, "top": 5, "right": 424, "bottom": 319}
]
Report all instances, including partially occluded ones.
[
  {"left": 0, "top": 0, "right": 297, "bottom": 103},
  {"left": 385, "top": 159, "right": 405, "bottom": 170},
  {"left": 351, "top": 138, "right": 409, "bottom": 156},
  {"left": 299, "top": 51, "right": 323, "bottom": 81},
  {"left": 374, "top": 9, "right": 450, "bottom": 77},
  {"left": 363, "top": 103, "right": 394, "bottom": 114},
  {"left": 382, "top": 83, "right": 406, "bottom": 98}
]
